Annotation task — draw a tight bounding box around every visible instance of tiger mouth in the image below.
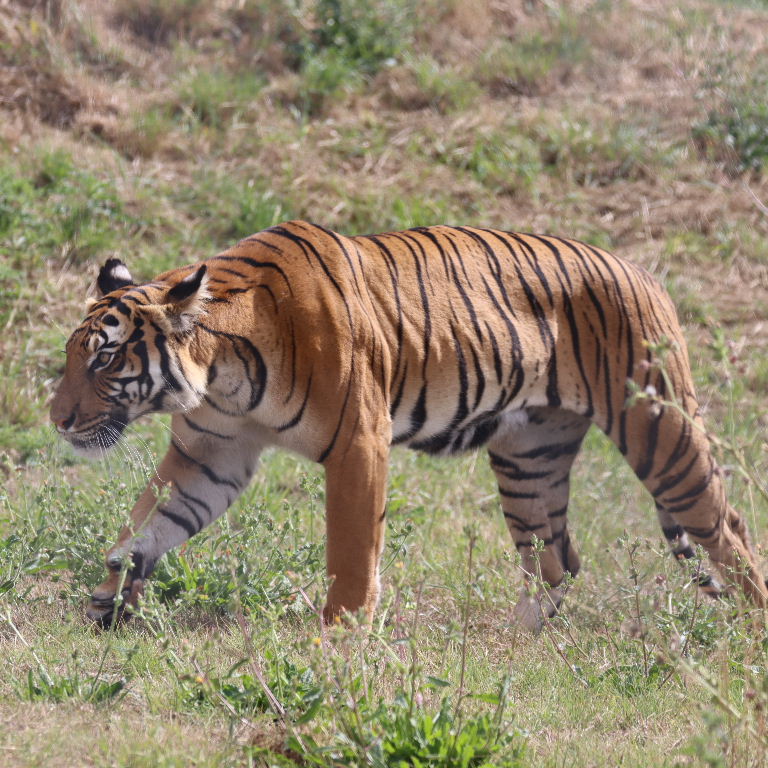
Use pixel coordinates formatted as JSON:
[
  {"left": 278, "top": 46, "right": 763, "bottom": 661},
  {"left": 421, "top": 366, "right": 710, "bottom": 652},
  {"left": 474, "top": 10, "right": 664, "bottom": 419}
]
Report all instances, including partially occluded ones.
[{"left": 63, "top": 416, "right": 127, "bottom": 453}]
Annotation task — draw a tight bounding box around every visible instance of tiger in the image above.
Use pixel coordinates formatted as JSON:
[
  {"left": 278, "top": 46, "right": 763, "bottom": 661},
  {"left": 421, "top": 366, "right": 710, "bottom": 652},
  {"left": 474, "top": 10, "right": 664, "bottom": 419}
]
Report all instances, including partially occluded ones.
[{"left": 50, "top": 220, "right": 767, "bottom": 630}]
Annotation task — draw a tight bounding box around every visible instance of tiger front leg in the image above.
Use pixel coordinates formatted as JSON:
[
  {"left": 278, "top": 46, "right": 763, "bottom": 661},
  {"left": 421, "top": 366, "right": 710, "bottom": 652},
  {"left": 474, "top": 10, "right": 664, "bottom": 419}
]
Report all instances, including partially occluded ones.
[
  {"left": 322, "top": 434, "right": 390, "bottom": 625},
  {"left": 87, "top": 416, "right": 262, "bottom": 626}
]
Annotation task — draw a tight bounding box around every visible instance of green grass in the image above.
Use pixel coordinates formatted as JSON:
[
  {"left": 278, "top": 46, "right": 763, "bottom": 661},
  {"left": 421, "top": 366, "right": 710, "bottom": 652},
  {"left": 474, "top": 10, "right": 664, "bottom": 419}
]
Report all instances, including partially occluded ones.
[
  {"left": 399, "top": 55, "right": 482, "bottom": 114},
  {"left": 174, "top": 69, "right": 267, "bottom": 130},
  {"left": 2, "top": 0, "right": 768, "bottom": 765},
  {"left": 695, "top": 100, "right": 768, "bottom": 173},
  {"left": 3, "top": 417, "right": 768, "bottom": 765},
  {"left": 0, "top": 150, "right": 125, "bottom": 269},
  {"left": 472, "top": 18, "right": 589, "bottom": 97}
]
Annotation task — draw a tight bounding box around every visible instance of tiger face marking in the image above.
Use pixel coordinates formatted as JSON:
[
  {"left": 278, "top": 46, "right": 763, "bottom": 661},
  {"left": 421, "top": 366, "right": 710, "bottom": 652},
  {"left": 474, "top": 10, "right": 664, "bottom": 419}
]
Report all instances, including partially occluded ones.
[
  {"left": 51, "top": 260, "right": 210, "bottom": 457},
  {"left": 51, "top": 221, "right": 767, "bottom": 630}
]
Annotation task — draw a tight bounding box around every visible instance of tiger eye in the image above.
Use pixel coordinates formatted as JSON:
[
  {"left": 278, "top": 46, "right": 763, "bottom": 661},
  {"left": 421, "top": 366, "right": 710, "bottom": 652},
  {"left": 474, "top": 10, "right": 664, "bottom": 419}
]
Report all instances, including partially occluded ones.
[{"left": 96, "top": 351, "right": 112, "bottom": 366}]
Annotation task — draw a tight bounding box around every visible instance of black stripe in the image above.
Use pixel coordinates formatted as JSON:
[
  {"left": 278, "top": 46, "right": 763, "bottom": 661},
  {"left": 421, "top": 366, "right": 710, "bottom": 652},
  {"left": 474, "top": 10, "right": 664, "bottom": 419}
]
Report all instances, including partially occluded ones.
[
  {"left": 601, "top": 348, "right": 613, "bottom": 436},
  {"left": 554, "top": 276, "right": 594, "bottom": 417},
  {"left": 661, "top": 524, "right": 685, "bottom": 540},
  {"left": 478, "top": 274, "right": 525, "bottom": 402},
  {"left": 417, "top": 228, "right": 484, "bottom": 342},
  {"left": 487, "top": 237, "right": 559, "bottom": 407},
  {"left": 393, "top": 381, "right": 427, "bottom": 444},
  {"left": 171, "top": 441, "right": 240, "bottom": 489},
  {"left": 389, "top": 233, "right": 432, "bottom": 378},
  {"left": 367, "top": 236, "right": 404, "bottom": 383},
  {"left": 283, "top": 320, "right": 296, "bottom": 403},
  {"left": 511, "top": 438, "right": 583, "bottom": 461},
  {"left": 198, "top": 324, "right": 266, "bottom": 410},
  {"left": 238, "top": 234, "right": 286, "bottom": 254},
  {"left": 655, "top": 420, "right": 693, "bottom": 480},
  {"left": 488, "top": 451, "right": 552, "bottom": 480},
  {"left": 177, "top": 499, "right": 203, "bottom": 530},
  {"left": 504, "top": 232, "right": 556, "bottom": 307},
  {"left": 317, "top": 359, "right": 355, "bottom": 463},
  {"left": 484, "top": 322, "right": 503, "bottom": 384},
  {"left": 150, "top": 324, "right": 182, "bottom": 392},
  {"left": 268, "top": 226, "right": 357, "bottom": 343},
  {"left": 277, "top": 375, "right": 312, "bottom": 432},
  {"left": 450, "top": 320, "right": 469, "bottom": 423},
  {"left": 159, "top": 507, "right": 198, "bottom": 537},
  {"left": 503, "top": 511, "right": 547, "bottom": 531},
  {"left": 663, "top": 462, "right": 715, "bottom": 506},
  {"left": 268, "top": 227, "right": 346, "bottom": 301},
  {"left": 308, "top": 223, "right": 366, "bottom": 300},
  {"left": 499, "top": 488, "right": 539, "bottom": 499},
  {"left": 549, "top": 236, "right": 609, "bottom": 338},
  {"left": 679, "top": 519, "right": 721, "bottom": 540},
  {"left": 210, "top": 266, "right": 248, "bottom": 279},
  {"left": 408, "top": 323, "right": 472, "bottom": 454},
  {"left": 175, "top": 484, "right": 212, "bottom": 519},
  {"left": 481, "top": 233, "right": 557, "bottom": 344},
  {"left": 578, "top": 243, "right": 634, "bottom": 452},
  {"left": 469, "top": 345, "right": 486, "bottom": 411},
  {"left": 653, "top": 454, "right": 699, "bottom": 499},
  {"left": 635, "top": 406, "right": 664, "bottom": 481},
  {"left": 182, "top": 415, "right": 233, "bottom": 440},
  {"left": 463, "top": 416, "right": 500, "bottom": 450},
  {"left": 389, "top": 359, "right": 408, "bottom": 422},
  {"left": 209, "top": 255, "right": 293, "bottom": 295},
  {"left": 454, "top": 227, "right": 517, "bottom": 317},
  {"left": 109, "top": 298, "right": 132, "bottom": 317}
]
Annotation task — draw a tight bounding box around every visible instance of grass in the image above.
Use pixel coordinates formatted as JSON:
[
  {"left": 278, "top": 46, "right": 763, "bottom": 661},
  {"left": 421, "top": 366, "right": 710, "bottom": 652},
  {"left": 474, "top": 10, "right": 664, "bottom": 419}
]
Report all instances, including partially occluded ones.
[
  {"left": 695, "top": 99, "right": 768, "bottom": 174},
  {"left": 2, "top": 0, "right": 768, "bottom": 765}
]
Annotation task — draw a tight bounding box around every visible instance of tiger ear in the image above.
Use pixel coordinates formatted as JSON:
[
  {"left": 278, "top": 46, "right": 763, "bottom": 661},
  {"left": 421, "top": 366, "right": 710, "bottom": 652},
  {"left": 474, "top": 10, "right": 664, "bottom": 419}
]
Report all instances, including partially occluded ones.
[
  {"left": 97, "top": 258, "right": 135, "bottom": 296},
  {"left": 162, "top": 265, "right": 209, "bottom": 334}
]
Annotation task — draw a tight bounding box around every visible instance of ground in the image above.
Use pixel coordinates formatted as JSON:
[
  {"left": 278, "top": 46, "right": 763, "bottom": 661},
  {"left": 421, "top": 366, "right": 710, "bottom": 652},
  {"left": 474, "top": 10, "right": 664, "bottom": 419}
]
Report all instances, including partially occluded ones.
[{"left": 1, "top": 1, "right": 768, "bottom": 766}]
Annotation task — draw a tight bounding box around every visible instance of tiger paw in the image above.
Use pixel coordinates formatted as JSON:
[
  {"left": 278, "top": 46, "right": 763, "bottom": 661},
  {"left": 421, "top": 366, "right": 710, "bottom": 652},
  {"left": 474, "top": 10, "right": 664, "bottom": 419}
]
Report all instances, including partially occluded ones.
[
  {"left": 513, "top": 585, "right": 564, "bottom": 634},
  {"left": 86, "top": 575, "right": 144, "bottom": 628}
]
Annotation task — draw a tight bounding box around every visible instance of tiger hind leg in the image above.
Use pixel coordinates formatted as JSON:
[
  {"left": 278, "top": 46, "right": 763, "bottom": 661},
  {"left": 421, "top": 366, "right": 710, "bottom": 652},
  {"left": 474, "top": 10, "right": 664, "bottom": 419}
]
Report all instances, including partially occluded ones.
[
  {"left": 488, "top": 407, "right": 590, "bottom": 632},
  {"left": 624, "top": 398, "right": 767, "bottom": 607},
  {"left": 656, "top": 505, "right": 723, "bottom": 598}
]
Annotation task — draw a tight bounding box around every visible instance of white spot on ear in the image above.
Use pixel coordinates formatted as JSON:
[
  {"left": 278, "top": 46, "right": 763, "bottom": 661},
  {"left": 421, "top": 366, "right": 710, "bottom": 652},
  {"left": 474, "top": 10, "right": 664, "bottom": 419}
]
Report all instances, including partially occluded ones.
[{"left": 110, "top": 263, "right": 133, "bottom": 283}]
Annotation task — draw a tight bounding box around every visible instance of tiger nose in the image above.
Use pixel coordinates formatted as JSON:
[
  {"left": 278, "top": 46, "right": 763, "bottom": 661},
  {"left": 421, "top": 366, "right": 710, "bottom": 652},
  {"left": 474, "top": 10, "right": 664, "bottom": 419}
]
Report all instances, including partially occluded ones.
[{"left": 54, "top": 412, "right": 76, "bottom": 431}]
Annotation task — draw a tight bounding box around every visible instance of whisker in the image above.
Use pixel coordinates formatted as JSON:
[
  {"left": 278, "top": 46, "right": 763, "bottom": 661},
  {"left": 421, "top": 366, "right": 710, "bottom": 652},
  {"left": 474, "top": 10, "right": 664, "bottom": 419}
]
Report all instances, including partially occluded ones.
[
  {"left": 158, "top": 372, "right": 200, "bottom": 415},
  {"left": 107, "top": 422, "right": 155, "bottom": 479},
  {"left": 116, "top": 423, "right": 160, "bottom": 477},
  {"left": 148, "top": 414, "right": 188, "bottom": 451},
  {"left": 104, "top": 425, "right": 134, "bottom": 472}
]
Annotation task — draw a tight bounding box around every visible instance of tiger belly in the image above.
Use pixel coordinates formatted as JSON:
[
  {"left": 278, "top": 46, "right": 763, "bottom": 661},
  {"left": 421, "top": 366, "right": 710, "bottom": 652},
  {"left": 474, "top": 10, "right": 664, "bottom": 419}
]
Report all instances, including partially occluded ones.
[{"left": 391, "top": 373, "right": 534, "bottom": 456}]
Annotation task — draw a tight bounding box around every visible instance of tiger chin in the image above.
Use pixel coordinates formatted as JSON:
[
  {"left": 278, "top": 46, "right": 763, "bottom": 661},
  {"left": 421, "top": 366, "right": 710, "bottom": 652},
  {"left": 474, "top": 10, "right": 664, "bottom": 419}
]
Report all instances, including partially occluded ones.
[{"left": 51, "top": 221, "right": 767, "bottom": 631}]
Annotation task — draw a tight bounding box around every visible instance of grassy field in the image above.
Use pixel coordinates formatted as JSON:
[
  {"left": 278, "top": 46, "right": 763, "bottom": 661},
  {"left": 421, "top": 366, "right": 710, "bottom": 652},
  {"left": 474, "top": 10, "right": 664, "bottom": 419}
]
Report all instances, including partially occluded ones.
[{"left": 2, "top": 0, "right": 768, "bottom": 765}]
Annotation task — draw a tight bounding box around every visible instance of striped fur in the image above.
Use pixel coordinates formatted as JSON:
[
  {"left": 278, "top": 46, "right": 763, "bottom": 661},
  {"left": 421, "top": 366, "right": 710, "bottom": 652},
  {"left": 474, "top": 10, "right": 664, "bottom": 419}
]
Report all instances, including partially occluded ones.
[{"left": 50, "top": 221, "right": 767, "bottom": 629}]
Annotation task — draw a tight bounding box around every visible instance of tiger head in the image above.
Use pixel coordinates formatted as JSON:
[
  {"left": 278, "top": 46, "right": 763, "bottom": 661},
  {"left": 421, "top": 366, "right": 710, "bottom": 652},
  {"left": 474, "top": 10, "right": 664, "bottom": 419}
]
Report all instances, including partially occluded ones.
[{"left": 50, "top": 258, "right": 210, "bottom": 457}]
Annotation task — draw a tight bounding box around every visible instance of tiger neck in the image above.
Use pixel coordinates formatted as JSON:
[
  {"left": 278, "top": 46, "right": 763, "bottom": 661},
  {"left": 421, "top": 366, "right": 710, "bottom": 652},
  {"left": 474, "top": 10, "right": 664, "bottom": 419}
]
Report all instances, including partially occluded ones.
[{"left": 185, "top": 316, "right": 269, "bottom": 416}]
